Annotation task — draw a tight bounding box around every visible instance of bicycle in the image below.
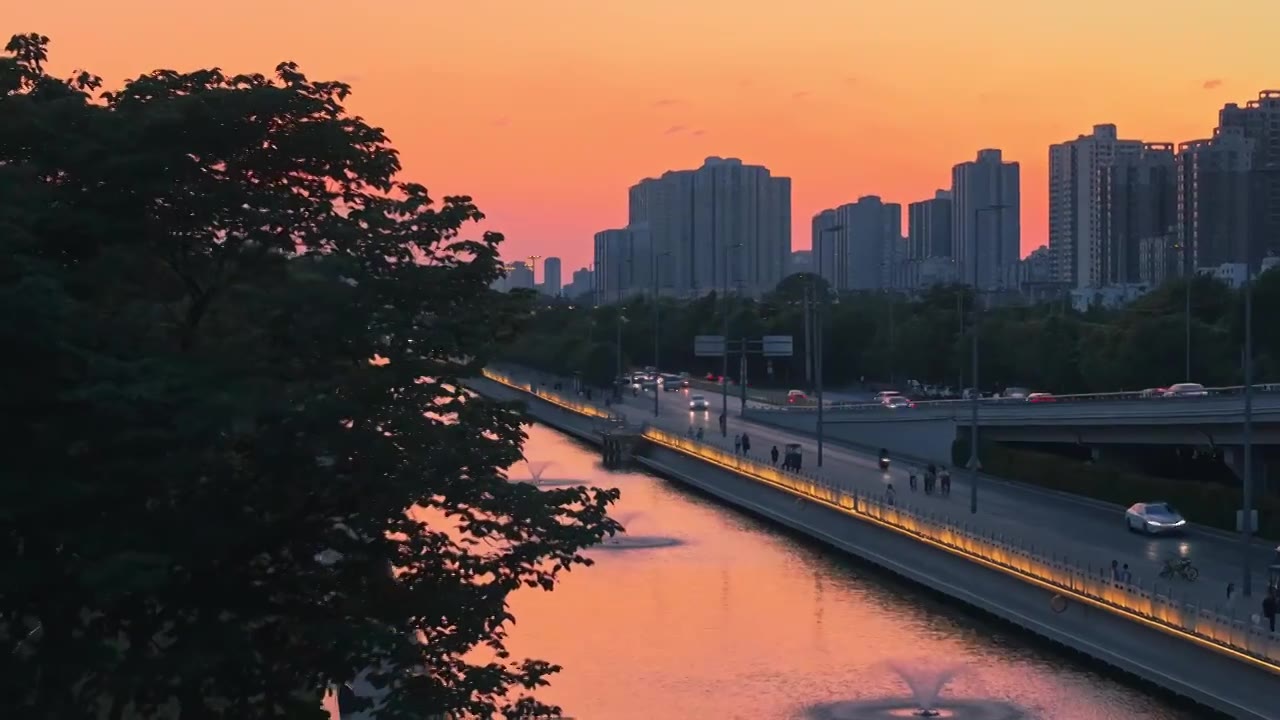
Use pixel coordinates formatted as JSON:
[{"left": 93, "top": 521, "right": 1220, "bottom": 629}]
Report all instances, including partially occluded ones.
[{"left": 1159, "top": 557, "right": 1199, "bottom": 582}]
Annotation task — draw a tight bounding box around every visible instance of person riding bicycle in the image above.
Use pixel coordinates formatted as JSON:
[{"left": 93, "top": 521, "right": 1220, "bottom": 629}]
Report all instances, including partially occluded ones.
[{"left": 878, "top": 448, "right": 890, "bottom": 471}]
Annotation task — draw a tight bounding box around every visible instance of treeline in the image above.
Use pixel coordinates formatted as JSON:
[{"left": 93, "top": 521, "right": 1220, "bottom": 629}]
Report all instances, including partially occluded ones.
[{"left": 502, "top": 269, "right": 1280, "bottom": 394}]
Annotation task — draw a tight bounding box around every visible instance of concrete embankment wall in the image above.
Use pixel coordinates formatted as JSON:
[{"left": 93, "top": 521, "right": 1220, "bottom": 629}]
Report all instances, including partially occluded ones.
[
  {"left": 750, "top": 410, "right": 958, "bottom": 467},
  {"left": 468, "top": 375, "right": 1278, "bottom": 719}
]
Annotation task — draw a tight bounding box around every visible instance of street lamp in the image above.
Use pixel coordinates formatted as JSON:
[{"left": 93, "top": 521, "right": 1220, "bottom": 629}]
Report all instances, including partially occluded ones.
[
  {"left": 968, "top": 203, "right": 1008, "bottom": 514},
  {"left": 815, "top": 224, "right": 843, "bottom": 468},
  {"left": 720, "top": 241, "right": 743, "bottom": 435},
  {"left": 653, "top": 250, "right": 671, "bottom": 418},
  {"left": 614, "top": 255, "right": 632, "bottom": 398},
  {"left": 527, "top": 254, "right": 542, "bottom": 288}
]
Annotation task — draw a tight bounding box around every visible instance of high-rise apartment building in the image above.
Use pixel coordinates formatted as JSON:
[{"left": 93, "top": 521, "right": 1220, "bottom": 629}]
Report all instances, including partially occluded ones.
[
  {"left": 1218, "top": 90, "right": 1280, "bottom": 265},
  {"left": 541, "top": 256, "right": 562, "bottom": 296},
  {"left": 1177, "top": 128, "right": 1254, "bottom": 269},
  {"left": 592, "top": 227, "right": 650, "bottom": 305},
  {"left": 1098, "top": 144, "right": 1177, "bottom": 285},
  {"left": 562, "top": 266, "right": 594, "bottom": 301},
  {"left": 907, "top": 189, "right": 953, "bottom": 260},
  {"left": 1049, "top": 125, "right": 1144, "bottom": 288},
  {"left": 811, "top": 196, "right": 901, "bottom": 291},
  {"left": 952, "top": 149, "right": 1021, "bottom": 290},
  {"left": 627, "top": 157, "right": 791, "bottom": 297}
]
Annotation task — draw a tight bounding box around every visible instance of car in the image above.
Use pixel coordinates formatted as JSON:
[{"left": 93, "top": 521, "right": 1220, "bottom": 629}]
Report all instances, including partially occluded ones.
[
  {"left": 1026, "top": 392, "right": 1056, "bottom": 403},
  {"left": 1003, "top": 386, "right": 1031, "bottom": 399},
  {"left": 1125, "top": 502, "right": 1187, "bottom": 535},
  {"left": 1163, "top": 382, "right": 1208, "bottom": 398},
  {"left": 787, "top": 389, "right": 808, "bottom": 404},
  {"left": 872, "top": 391, "right": 900, "bottom": 403},
  {"left": 1139, "top": 387, "right": 1167, "bottom": 398},
  {"left": 882, "top": 395, "right": 914, "bottom": 409},
  {"left": 660, "top": 374, "right": 683, "bottom": 391},
  {"left": 688, "top": 395, "right": 709, "bottom": 411}
]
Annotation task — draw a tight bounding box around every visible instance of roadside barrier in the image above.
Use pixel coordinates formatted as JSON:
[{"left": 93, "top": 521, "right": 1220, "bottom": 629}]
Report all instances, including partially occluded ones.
[{"left": 478, "top": 367, "right": 1280, "bottom": 672}]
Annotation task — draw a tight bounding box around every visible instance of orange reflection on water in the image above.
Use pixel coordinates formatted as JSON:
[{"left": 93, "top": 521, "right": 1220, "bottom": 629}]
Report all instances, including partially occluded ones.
[{"left": 497, "top": 424, "right": 1202, "bottom": 720}]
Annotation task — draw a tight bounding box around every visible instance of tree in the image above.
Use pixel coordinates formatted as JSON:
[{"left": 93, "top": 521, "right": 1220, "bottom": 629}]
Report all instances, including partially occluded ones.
[{"left": 0, "top": 34, "right": 619, "bottom": 719}]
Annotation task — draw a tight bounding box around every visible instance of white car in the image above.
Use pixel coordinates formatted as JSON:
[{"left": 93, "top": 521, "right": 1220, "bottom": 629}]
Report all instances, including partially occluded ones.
[
  {"left": 689, "top": 395, "right": 709, "bottom": 411},
  {"left": 1163, "top": 382, "right": 1208, "bottom": 398},
  {"left": 1125, "top": 502, "right": 1187, "bottom": 535}
]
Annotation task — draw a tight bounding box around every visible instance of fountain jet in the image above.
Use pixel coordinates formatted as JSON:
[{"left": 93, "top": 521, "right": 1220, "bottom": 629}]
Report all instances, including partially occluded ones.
[
  {"left": 885, "top": 660, "right": 963, "bottom": 716},
  {"left": 523, "top": 460, "right": 553, "bottom": 485}
]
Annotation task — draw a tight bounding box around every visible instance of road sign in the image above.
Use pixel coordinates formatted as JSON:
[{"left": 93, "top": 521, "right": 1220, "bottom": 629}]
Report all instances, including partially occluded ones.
[
  {"left": 694, "top": 335, "right": 726, "bottom": 357},
  {"left": 762, "top": 335, "right": 794, "bottom": 357}
]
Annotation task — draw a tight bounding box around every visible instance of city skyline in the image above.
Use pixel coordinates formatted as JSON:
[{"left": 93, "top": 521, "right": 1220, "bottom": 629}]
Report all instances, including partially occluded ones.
[{"left": 14, "top": 1, "right": 1278, "bottom": 273}]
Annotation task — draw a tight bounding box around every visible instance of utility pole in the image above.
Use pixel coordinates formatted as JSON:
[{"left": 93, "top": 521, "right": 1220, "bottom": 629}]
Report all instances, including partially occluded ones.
[
  {"left": 969, "top": 203, "right": 1007, "bottom": 514},
  {"left": 652, "top": 251, "right": 670, "bottom": 418},
  {"left": 815, "top": 224, "right": 842, "bottom": 468},
  {"left": 1242, "top": 246, "right": 1255, "bottom": 596},
  {"left": 720, "top": 242, "right": 742, "bottom": 435}
]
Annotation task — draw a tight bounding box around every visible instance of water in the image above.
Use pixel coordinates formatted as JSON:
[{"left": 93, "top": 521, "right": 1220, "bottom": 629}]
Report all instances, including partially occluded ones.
[{"left": 502, "top": 424, "right": 1208, "bottom": 720}]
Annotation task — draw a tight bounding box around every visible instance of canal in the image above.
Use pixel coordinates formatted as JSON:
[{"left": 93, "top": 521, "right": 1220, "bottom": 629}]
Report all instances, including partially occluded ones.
[{"left": 501, "top": 423, "right": 1209, "bottom": 720}]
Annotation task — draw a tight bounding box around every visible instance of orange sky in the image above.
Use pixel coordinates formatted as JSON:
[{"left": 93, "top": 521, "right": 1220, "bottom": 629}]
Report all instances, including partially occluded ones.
[{"left": 11, "top": 1, "right": 1279, "bottom": 273}]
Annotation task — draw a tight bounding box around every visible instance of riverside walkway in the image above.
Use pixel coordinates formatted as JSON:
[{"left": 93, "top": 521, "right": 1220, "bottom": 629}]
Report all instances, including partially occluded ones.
[{"left": 494, "top": 367, "right": 1280, "bottom": 636}]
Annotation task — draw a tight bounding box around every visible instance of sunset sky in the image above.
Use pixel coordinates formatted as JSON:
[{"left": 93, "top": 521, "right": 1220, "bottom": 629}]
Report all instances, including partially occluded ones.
[{"left": 11, "top": 1, "right": 1279, "bottom": 273}]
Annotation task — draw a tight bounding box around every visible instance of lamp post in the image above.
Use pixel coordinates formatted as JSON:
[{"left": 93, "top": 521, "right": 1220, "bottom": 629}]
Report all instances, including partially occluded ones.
[
  {"left": 721, "top": 241, "right": 743, "bottom": 435},
  {"left": 968, "top": 203, "right": 1007, "bottom": 514},
  {"left": 1178, "top": 240, "right": 1192, "bottom": 380},
  {"left": 1241, "top": 256, "right": 1255, "bottom": 596},
  {"left": 653, "top": 250, "right": 671, "bottom": 418},
  {"left": 613, "top": 255, "right": 632, "bottom": 398},
  {"left": 526, "top": 254, "right": 542, "bottom": 288},
  {"left": 816, "top": 224, "right": 843, "bottom": 468}
]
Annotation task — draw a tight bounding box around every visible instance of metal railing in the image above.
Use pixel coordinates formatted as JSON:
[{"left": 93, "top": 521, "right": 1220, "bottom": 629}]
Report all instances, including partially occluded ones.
[
  {"left": 747, "top": 383, "right": 1280, "bottom": 416},
  {"left": 641, "top": 426, "right": 1280, "bottom": 670},
  {"left": 480, "top": 368, "right": 630, "bottom": 426}
]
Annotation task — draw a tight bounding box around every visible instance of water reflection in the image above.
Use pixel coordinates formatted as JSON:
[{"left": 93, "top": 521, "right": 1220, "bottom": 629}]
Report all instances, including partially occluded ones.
[{"left": 502, "top": 424, "right": 1205, "bottom": 720}]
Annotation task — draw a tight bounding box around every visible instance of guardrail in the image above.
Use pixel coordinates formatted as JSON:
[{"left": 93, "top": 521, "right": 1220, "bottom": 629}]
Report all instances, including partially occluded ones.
[
  {"left": 480, "top": 369, "right": 624, "bottom": 422},
  {"left": 641, "top": 426, "right": 1280, "bottom": 671},
  {"left": 749, "top": 383, "right": 1280, "bottom": 416}
]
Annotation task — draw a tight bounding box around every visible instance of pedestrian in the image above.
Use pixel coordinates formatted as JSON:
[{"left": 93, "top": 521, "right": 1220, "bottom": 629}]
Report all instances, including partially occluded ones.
[
  {"left": 1226, "top": 582, "right": 1237, "bottom": 614},
  {"left": 886, "top": 483, "right": 896, "bottom": 507},
  {"left": 908, "top": 473, "right": 918, "bottom": 491},
  {"left": 940, "top": 467, "right": 951, "bottom": 496},
  {"left": 696, "top": 426, "right": 704, "bottom": 441},
  {"left": 1120, "top": 564, "right": 1132, "bottom": 585},
  {"left": 1264, "top": 591, "right": 1277, "bottom": 633},
  {"left": 741, "top": 433, "right": 751, "bottom": 455},
  {"left": 770, "top": 445, "right": 779, "bottom": 465},
  {"left": 1110, "top": 560, "right": 1121, "bottom": 584},
  {"left": 733, "top": 434, "right": 742, "bottom": 454}
]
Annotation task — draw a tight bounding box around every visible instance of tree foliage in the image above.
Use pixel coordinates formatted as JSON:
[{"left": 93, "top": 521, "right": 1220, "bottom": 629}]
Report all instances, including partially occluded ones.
[
  {"left": 505, "top": 271, "right": 1280, "bottom": 393},
  {"left": 1, "top": 34, "right": 619, "bottom": 719}
]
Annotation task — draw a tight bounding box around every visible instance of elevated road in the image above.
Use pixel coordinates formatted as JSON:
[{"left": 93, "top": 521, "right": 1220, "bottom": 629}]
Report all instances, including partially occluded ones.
[
  {"left": 500, "top": 369, "right": 1279, "bottom": 626},
  {"left": 751, "top": 385, "right": 1280, "bottom": 428}
]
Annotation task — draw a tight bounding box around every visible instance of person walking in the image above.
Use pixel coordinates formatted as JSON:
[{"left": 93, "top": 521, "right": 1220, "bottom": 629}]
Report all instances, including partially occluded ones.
[
  {"left": 733, "top": 434, "right": 742, "bottom": 454},
  {"left": 770, "top": 445, "right": 780, "bottom": 465},
  {"left": 741, "top": 433, "right": 751, "bottom": 456},
  {"left": 696, "top": 426, "right": 704, "bottom": 441},
  {"left": 1264, "top": 590, "right": 1277, "bottom": 633}
]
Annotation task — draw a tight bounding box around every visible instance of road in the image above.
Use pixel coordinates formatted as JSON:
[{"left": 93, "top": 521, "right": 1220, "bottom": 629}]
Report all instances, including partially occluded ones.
[{"left": 593, "top": 381, "right": 1279, "bottom": 619}]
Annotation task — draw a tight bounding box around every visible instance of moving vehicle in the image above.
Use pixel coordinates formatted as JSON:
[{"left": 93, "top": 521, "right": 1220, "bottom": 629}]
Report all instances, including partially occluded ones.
[
  {"left": 787, "top": 389, "right": 808, "bottom": 404},
  {"left": 688, "top": 395, "right": 709, "bottom": 411},
  {"left": 882, "top": 396, "right": 914, "bottom": 409},
  {"left": 1026, "top": 392, "right": 1056, "bottom": 403},
  {"left": 1163, "top": 382, "right": 1208, "bottom": 398},
  {"left": 660, "top": 373, "right": 683, "bottom": 391},
  {"left": 1003, "top": 386, "right": 1031, "bottom": 399},
  {"left": 878, "top": 448, "right": 890, "bottom": 471},
  {"left": 872, "top": 391, "right": 901, "bottom": 403},
  {"left": 1125, "top": 502, "right": 1187, "bottom": 535}
]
